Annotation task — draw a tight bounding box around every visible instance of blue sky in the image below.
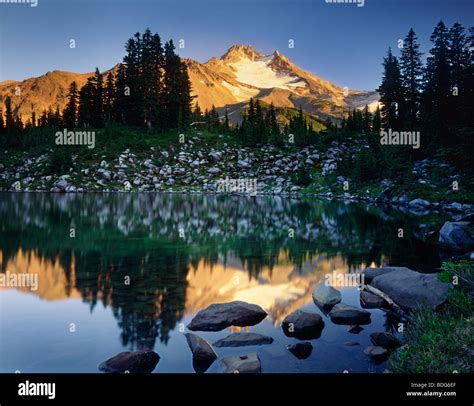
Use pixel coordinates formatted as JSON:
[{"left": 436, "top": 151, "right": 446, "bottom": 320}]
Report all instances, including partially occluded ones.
[{"left": 0, "top": 0, "right": 472, "bottom": 90}]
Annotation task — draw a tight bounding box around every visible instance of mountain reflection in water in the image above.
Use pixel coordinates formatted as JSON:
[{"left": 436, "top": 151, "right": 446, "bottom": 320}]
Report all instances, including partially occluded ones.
[{"left": 0, "top": 193, "right": 444, "bottom": 372}]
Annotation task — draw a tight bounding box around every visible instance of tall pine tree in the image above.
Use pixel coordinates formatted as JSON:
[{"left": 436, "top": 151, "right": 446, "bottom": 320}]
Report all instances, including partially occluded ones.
[
  {"left": 400, "top": 28, "right": 423, "bottom": 128},
  {"left": 378, "top": 47, "right": 405, "bottom": 130},
  {"left": 63, "top": 81, "right": 79, "bottom": 129}
]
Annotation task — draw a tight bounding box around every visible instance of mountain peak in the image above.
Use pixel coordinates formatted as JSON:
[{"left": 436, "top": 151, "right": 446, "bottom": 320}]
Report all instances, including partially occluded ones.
[{"left": 221, "top": 44, "right": 263, "bottom": 62}]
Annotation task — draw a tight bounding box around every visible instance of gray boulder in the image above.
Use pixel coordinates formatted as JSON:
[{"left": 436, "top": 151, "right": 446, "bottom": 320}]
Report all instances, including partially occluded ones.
[
  {"left": 282, "top": 309, "right": 325, "bottom": 339},
  {"left": 438, "top": 221, "right": 474, "bottom": 251},
  {"left": 360, "top": 290, "right": 386, "bottom": 308},
  {"left": 328, "top": 303, "right": 371, "bottom": 325},
  {"left": 184, "top": 333, "right": 217, "bottom": 373},
  {"left": 218, "top": 353, "right": 261, "bottom": 373},
  {"left": 213, "top": 332, "right": 273, "bottom": 347},
  {"left": 98, "top": 349, "right": 160, "bottom": 373},
  {"left": 363, "top": 266, "right": 412, "bottom": 283},
  {"left": 312, "top": 283, "right": 342, "bottom": 308},
  {"left": 370, "top": 268, "right": 450, "bottom": 311},
  {"left": 187, "top": 301, "right": 267, "bottom": 331}
]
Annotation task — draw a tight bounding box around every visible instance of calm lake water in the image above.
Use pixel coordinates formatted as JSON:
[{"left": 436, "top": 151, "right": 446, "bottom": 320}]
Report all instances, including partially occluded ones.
[{"left": 0, "top": 193, "right": 447, "bottom": 373}]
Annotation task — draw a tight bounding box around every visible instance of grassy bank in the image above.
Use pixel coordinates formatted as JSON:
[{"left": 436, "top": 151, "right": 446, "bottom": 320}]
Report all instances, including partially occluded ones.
[{"left": 389, "top": 260, "right": 474, "bottom": 373}]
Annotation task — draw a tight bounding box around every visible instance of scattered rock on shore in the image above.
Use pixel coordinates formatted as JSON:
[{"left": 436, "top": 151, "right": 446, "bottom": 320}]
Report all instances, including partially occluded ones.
[
  {"left": 370, "top": 268, "right": 450, "bottom": 311},
  {"left": 187, "top": 301, "right": 267, "bottom": 331},
  {"left": 98, "top": 349, "right": 160, "bottom": 373},
  {"left": 438, "top": 221, "right": 474, "bottom": 251}
]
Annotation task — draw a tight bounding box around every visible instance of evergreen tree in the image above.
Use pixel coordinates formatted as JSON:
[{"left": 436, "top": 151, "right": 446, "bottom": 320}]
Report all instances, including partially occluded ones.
[
  {"left": 224, "top": 108, "right": 229, "bottom": 130},
  {"left": 113, "top": 64, "right": 128, "bottom": 124},
  {"left": 0, "top": 109, "right": 4, "bottom": 134},
  {"left": 448, "top": 23, "right": 470, "bottom": 129},
  {"left": 459, "top": 26, "right": 474, "bottom": 127},
  {"left": 104, "top": 72, "right": 115, "bottom": 125},
  {"left": 63, "top": 81, "right": 79, "bottom": 129},
  {"left": 4, "top": 96, "right": 15, "bottom": 132},
  {"left": 192, "top": 103, "right": 202, "bottom": 122},
  {"left": 30, "top": 108, "right": 36, "bottom": 128},
  {"left": 91, "top": 68, "right": 104, "bottom": 128},
  {"left": 141, "top": 29, "right": 164, "bottom": 128},
  {"left": 266, "top": 102, "right": 280, "bottom": 143},
  {"left": 362, "top": 105, "right": 372, "bottom": 133},
  {"left": 449, "top": 23, "right": 470, "bottom": 93},
  {"left": 47, "top": 106, "right": 54, "bottom": 127},
  {"left": 39, "top": 110, "right": 47, "bottom": 127},
  {"left": 378, "top": 48, "right": 405, "bottom": 130},
  {"left": 54, "top": 106, "right": 62, "bottom": 127},
  {"left": 400, "top": 28, "right": 423, "bottom": 127},
  {"left": 372, "top": 106, "right": 382, "bottom": 134},
  {"left": 78, "top": 80, "right": 94, "bottom": 127},
  {"left": 424, "top": 21, "right": 451, "bottom": 145},
  {"left": 254, "top": 100, "right": 266, "bottom": 144},
  {"left": 123, "top": 32, "right": 144, "bottom": 126},
  {"left": 14, "top": 116, "right": 23, "bottom": 131}
]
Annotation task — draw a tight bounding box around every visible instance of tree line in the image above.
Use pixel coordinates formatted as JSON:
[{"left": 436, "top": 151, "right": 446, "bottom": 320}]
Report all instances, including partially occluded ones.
[
  {"left": 376, "top": 22, "right": 473, "bottom": 158},
  {"left": 0, "top": 28, "right": 193, "bottom": 135}
]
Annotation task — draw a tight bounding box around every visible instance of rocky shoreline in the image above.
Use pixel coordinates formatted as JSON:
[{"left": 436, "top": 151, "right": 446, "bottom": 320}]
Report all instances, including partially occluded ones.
[
  {"left": 1, "top": 141, "right": 472, "bottom": 220},
  {"left": 97, "top": 265, "right": 453, "bottom": 373}
]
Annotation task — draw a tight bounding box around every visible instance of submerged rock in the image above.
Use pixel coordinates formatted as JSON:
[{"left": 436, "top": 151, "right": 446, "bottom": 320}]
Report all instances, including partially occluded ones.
[
  {"left": 218, "top": 353, "right": 261, "bottom": 373},
  {"left": 360, "top": 290, "right": 386, "bottom": 308},
  {"left": 328, "top": 303, "right": 371, "bottom": 325},
  {"left": 213, "top": 332, "right": 273, "bottom": 347},
  {"left": 312, "top": 283, "right": 342, "bottom": 308},
  {"left": 287, "top": 342, "right": 313, "bottom": 359},
  {"left": 370, "top": 332, "right": 402, "bottom": 350},
  {"left": 364, "top": 346, "right": 389, "bottom": 361},
  {"left": 370, "top": 268, "right": 450, "bottom": 311},
  {"left": 184, "top": 333, "right": 217, "bottom": 373},
  {"left": 98, "top": 349, "right": 160, "bottom": 373},
  {"left": 282, "top": 309, "right": 325, "bottom": 339},
  {"left": 344, "top": 341, "right": 360, "bottom": 346},
  {"left": 438, "top": 221, "right": 474, "bottom": 251},
  {"left": 347, "top": 325, "right": 364, "bottom": 334},
  {"left": 187, "top": 301, "right": 267, "bottom": 331}
]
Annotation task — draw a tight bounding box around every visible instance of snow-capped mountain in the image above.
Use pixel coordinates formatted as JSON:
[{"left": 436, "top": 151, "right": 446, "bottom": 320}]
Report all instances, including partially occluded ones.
[
  {"left": 184, "top": 44, "right": 379, "bottom": 120},
  {"left": 0, "top": 44, "right": 379, "bottom": 123}
]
